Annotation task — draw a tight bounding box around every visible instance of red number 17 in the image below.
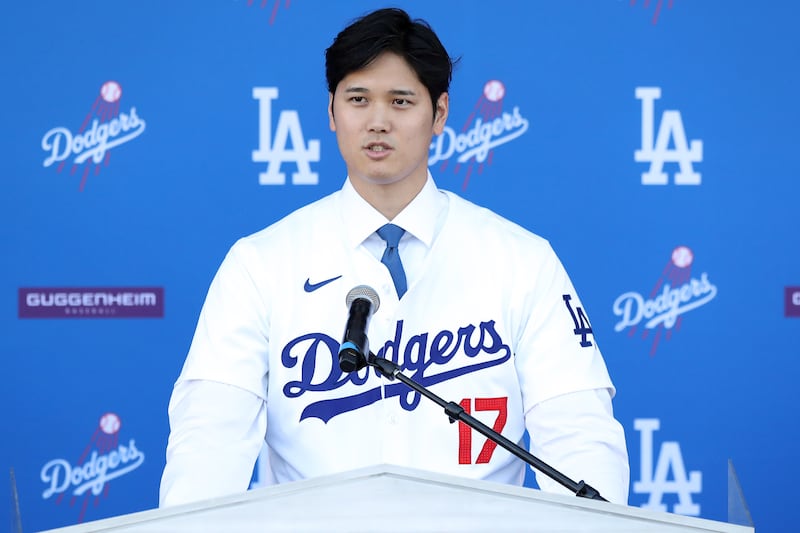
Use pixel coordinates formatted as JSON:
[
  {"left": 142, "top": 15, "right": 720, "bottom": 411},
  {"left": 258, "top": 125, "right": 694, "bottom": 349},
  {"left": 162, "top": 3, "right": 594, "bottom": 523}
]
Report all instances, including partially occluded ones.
[{"left": 458, "top": 397, "right": 508, "bottom": 464}]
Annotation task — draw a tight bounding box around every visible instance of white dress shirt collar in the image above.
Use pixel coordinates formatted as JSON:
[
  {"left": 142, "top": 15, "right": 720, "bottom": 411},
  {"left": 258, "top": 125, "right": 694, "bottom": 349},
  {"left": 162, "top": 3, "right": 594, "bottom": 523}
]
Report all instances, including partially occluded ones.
[{"left": 340, "top": 171, "right": 445, "bottom": 249}]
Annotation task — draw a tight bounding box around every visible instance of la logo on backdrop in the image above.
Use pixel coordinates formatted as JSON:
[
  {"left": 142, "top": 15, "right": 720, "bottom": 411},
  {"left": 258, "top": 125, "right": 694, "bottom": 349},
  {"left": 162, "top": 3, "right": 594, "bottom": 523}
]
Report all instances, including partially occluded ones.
[
  {"left": 40, "top": 81, "right": 146, "bottom": 191},
  {"left": 39, "top": 413, "right": 145, "bottom": 524},
  {"left": 612, "top": 246, "right": 717, "bottom": 356},
  {"left": 635, "top": 86, "right": 702, "bottom": 185},
  {"left": 252, "top": 87, "right": 320, "bottom": 185},
  {"left": 428, "top": 80, "right": 529, "bottom": 190},
  {"left": 633, "top": 418, "right": 702, "bottom": 515}
]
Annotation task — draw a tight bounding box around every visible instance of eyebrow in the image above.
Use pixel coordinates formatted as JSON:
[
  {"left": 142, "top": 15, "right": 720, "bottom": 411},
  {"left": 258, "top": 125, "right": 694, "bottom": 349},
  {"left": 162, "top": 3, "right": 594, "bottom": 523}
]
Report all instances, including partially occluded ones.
[{"left": 343, "top": 87, "right": 417, "bottom": 96}]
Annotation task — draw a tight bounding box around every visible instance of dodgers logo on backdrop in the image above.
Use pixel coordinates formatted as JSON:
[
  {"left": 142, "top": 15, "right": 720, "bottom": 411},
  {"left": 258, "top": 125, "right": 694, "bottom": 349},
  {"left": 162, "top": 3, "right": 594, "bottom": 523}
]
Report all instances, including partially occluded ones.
[
  {"left": 41, "top": 81, "right": 146, "bottom": 191},
  {"left": 244, "top": 0, "right": 290, "bottom": 25},
  {"left": 40, "top": 413, "right": 145, "bottom": 524},
  {"left": 634, "top": 87, "right": 702, "bottom": 185},
  {"left": 629, "top": 0, "right": 676, "bottom": 25},
  {"left": 429, "top": 80, "right": 529, "bottom": 190},
  {"left": 252, "top": 87, "right": 320, "bottom": 185},
  {"left": 633, "top": 418, "right": 702, "bottom": 516},
  {"left": 612, "top": 246, "right": 717, "bottom": 356}
]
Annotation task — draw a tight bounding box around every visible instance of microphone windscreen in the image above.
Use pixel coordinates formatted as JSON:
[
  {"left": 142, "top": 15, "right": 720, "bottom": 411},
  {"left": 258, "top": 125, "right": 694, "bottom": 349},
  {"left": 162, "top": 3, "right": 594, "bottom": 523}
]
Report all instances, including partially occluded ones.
[{"left": 345, "top": 285, "right": 380, "bottom": 313}]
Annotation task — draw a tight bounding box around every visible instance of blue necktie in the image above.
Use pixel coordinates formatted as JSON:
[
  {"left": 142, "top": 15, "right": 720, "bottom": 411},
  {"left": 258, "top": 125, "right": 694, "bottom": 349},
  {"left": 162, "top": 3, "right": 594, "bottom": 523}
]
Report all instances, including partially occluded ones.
[{"left": 377, "top": 223, "right": 407, "bottom": 298}]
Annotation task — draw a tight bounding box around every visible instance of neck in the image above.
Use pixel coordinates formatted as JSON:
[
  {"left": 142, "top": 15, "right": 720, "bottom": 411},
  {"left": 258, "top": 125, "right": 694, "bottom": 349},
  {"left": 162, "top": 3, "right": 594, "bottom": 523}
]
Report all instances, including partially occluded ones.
[{"left": 349, "top": 173, "right": 426, "bottom": 220}]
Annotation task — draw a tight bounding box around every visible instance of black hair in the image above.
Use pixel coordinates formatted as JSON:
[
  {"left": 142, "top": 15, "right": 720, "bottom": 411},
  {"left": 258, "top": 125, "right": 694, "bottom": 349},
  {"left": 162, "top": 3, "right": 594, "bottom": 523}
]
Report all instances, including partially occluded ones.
[{"left": 325, "top": 7, "right": 457, "bottom": 114}]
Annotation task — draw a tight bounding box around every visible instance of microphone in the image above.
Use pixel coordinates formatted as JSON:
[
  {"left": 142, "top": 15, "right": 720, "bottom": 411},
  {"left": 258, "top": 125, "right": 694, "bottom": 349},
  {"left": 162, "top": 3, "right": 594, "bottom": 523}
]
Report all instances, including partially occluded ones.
[{"left": 338, "top": 285, "right": 380, "bottom": 373}]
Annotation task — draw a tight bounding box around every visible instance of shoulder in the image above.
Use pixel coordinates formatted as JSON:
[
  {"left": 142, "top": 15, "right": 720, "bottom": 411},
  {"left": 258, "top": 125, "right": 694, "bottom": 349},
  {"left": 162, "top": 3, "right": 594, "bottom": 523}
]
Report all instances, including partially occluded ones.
[
  {"left": 233, "top": 191, "right": 340, "bottom": 252},
  {"left": 443, "top": 191, "right": 554, "bottom": 256}
]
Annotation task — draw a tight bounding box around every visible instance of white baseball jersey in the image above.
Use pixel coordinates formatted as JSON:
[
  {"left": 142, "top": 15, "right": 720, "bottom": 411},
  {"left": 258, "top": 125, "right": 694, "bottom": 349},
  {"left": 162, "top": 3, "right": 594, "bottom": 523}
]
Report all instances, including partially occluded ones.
[{"left": 160, "top": 174, "right": 629, "bottom": 506}]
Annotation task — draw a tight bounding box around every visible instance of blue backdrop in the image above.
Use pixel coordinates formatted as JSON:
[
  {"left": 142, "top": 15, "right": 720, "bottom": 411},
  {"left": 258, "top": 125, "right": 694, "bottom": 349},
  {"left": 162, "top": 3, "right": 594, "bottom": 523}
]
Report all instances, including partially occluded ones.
[{"left": 2, "top": 1, "right": 797, "bottom": 531}]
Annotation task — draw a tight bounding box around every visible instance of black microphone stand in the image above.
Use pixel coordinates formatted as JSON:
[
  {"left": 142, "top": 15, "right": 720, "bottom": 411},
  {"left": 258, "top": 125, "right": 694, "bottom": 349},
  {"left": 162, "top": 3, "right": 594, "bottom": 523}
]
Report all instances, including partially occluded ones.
[{"left": 367, "top": 354, "right": 608, "bottom": 502}]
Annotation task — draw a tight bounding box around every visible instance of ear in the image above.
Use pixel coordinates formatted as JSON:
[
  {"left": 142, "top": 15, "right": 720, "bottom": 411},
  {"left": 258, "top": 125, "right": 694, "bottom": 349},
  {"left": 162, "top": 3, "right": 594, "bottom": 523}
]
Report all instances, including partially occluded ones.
[
  {"left": 433, "top": 92, "right": 449, "bottom": 135},
  {"left": 328, "top": 92, "right": 336, "bottom": 132}
]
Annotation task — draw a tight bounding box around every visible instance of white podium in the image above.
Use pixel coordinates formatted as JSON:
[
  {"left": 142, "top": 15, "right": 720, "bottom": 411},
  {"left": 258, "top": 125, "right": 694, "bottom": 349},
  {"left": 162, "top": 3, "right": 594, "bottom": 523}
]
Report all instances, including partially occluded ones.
[{"left": 42, "top": 465, "right": 754, "bottom": 532}]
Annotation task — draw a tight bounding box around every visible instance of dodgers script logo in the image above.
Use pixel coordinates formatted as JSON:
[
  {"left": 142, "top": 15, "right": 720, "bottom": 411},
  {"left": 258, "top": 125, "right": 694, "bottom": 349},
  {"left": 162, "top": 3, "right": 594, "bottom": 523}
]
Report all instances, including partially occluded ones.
[
  {"left": 613, "top": 246, "right": 717, "bottom": 355},
  {"left": 41, "top": 81, "right": 146, "bottom": 191},
  {"left": 281, "top": 319, "right": 511, "bottom": 422},
  {"left": 252, "top": 87, "right": 320, "bottom": 185},
  {"left": 429, "top": 80, "right": 529, "bottom": 190},
  {"left": 40, "top": 413, "right": 145, "bottom": 523},
  {"left": 634, "top": 87, "right": 702, "bottom": 185}
]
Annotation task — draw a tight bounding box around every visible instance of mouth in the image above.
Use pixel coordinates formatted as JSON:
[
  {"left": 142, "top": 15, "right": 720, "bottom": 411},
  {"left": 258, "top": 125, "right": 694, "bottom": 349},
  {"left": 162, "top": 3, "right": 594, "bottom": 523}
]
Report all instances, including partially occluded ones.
[{"left": 364, "top": 142, "right": 392, "bottom": 153}]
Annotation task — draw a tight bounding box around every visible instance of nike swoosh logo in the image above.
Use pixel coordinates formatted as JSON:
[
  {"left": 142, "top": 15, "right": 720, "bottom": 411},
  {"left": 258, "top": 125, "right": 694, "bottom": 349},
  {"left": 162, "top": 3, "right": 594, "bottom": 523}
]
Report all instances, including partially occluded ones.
[{"left": 304, "top": 275, "right": 343, "bottom": 293}]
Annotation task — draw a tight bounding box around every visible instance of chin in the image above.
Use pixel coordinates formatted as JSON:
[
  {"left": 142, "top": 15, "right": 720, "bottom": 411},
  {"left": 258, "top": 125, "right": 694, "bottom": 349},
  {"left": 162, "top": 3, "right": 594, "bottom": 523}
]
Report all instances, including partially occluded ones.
[{"left": 356, "top": 170, "right": 404, "bottom": 185}]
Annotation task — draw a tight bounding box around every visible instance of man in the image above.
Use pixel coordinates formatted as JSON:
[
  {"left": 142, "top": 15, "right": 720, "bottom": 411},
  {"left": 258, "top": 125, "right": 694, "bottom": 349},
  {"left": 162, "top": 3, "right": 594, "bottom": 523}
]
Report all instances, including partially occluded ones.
[{"left": 160, "top": 7, "right": 629, "bottom": 507}]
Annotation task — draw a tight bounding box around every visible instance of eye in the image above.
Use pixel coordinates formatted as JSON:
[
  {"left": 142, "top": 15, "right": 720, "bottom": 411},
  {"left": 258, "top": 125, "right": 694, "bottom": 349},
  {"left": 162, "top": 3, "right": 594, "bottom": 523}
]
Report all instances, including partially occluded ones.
[
  {"left": 349, "top": 96, "right": 367, "bottom": 104},
  {"left": 393, "top": 98, "right": 411, "bottom": 106}
]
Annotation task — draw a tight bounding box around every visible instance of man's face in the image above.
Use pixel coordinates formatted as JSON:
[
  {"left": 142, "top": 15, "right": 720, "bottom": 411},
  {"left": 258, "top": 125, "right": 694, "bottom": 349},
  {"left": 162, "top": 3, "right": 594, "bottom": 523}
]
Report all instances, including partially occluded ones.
[{"left": 328, "top": 52, "right": 448, "bottom": 196}]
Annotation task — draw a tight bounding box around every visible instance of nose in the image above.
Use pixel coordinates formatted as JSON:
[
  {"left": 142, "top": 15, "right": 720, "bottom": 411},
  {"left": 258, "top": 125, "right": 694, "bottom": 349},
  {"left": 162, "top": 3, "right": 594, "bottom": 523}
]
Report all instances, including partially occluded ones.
[{"left": 367, "top": 104, "right": 390, "bottom": 133}]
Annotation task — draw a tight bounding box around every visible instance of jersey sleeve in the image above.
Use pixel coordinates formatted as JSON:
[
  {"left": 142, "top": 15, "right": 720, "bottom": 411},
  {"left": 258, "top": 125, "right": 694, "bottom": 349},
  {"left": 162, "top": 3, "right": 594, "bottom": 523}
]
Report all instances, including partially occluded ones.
[
  {"left": 159, "top": 380, "right": 267, "bottom": 506},
  {"left": 513, "top": 242, "right": 614, "bottom": 409},
  {"left": 177, "top": 239, "right": 271, "bottom": 398},
  {"left": 513, "top": 243, "right": 629, "bottom": 503},
  {"left": 525, "top": 389, "right": 630, "bottom": 504},
  {"left": 160, "top": 239, "right": 272, "bottom": 505}
]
